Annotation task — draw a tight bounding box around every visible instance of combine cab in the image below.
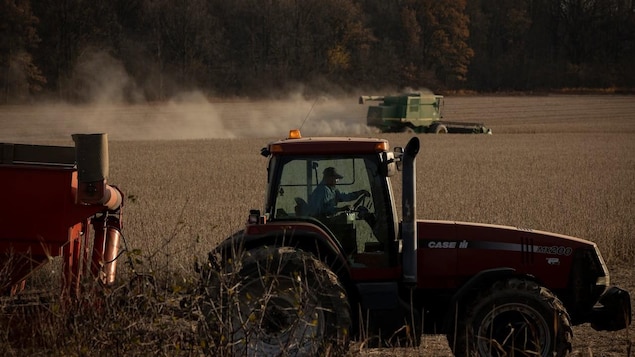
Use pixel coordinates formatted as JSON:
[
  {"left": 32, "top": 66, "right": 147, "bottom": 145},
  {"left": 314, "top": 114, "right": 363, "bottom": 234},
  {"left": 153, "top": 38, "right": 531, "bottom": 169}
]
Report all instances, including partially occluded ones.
[{"left": 359, "top": 92, "right": 491, "bottom": 134}]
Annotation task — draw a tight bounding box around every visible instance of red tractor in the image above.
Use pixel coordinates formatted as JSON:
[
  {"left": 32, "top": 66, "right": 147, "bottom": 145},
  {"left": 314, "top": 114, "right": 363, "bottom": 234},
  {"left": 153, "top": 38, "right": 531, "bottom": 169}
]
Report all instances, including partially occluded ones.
[
  {"left": 197, "top": 130, "right": 631, "bottom": 356},
  {"left": 0, "top": 134, "right": 123, "bottom": 299}
]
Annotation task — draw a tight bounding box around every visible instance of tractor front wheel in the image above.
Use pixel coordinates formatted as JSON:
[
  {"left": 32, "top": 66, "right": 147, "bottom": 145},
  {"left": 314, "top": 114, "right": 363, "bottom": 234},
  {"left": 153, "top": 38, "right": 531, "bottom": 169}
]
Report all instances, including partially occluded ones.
[{"left": 449, "top": 278, "right": 572, "bottom": 357}]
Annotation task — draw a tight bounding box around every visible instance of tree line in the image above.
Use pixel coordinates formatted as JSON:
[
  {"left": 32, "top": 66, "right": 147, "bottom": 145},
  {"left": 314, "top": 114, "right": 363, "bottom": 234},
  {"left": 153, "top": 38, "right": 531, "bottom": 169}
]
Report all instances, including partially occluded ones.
[{"left": 1, "top": 0, "right": 634, "bottom": 103}]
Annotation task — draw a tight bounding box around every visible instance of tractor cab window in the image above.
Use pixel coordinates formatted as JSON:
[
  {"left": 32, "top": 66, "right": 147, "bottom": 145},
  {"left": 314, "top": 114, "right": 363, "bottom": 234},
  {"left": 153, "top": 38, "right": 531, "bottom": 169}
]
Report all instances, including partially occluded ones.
[{"left": 270, "top": 155, "right": 393, "bottom": 267}]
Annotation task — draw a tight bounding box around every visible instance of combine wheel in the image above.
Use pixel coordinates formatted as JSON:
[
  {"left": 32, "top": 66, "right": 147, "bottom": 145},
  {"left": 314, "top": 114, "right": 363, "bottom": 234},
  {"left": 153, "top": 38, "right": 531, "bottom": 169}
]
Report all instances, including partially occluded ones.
[
  {"left": 449, "top": 278, "right": 572, "bottom": 357},
  {"left": 198, "top": 246, "right": 351, "bottom": 356},
  {"left": 401, "top": 126, "right": 416, "bottom": 134},
  {"left": 434, "top": 124, "right": 448, "bottom": 134}
]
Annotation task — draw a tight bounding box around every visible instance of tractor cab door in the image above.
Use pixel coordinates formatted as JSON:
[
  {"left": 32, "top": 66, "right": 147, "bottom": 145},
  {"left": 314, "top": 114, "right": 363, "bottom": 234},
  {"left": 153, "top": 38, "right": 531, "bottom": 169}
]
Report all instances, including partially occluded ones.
[{"left": 268, "top": 155, "right": 397, "bottom": 268}]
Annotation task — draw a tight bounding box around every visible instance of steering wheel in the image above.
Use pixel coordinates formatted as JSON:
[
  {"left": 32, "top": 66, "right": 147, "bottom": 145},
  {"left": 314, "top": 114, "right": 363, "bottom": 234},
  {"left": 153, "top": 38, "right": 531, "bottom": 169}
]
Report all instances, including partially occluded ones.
[{"left": 350, "top": 193, "right": 374, "bottom": 217}]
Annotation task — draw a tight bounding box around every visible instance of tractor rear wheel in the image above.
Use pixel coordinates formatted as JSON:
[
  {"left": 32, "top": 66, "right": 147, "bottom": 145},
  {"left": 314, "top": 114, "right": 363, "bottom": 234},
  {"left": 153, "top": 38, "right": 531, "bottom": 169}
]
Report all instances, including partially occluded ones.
[
  {"left": 198, "top": 246, "right": 351, "bottom": 356},
  {"left": 449, "top": 278, "right": 572, "bottom": 357}
]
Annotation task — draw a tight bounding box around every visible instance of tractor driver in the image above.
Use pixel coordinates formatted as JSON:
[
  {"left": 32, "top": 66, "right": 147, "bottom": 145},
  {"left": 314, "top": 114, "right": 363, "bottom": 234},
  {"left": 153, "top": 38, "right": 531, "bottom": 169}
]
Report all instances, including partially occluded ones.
[{"left": 307, "top": 167, "right": 370, "bottom": 219}]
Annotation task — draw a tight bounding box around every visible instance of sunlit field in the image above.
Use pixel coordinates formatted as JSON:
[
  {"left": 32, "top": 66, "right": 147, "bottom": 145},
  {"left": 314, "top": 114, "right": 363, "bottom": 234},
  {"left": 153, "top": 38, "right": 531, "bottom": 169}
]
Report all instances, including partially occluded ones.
[{"left": 0, "top": 95, "right": 633, "bottom": 355}]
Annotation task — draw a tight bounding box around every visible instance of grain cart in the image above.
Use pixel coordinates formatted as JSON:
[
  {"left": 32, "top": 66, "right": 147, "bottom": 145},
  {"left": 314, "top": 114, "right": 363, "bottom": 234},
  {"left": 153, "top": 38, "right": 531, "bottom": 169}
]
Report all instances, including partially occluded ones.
[
  {"left": 197, "top": 129, "right": 631, "bottom": 356},
  {"left": 359, "top": 92, "right": 491, "bottom": 134},
  {"left": 0, "top": 134, "right": 123, "bottom": 299}
]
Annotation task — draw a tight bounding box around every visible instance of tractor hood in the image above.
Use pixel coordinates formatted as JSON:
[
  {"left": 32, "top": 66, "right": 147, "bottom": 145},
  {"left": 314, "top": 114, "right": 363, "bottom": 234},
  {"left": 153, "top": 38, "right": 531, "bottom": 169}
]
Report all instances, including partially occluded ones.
[{"left": 415, "top": 219, "right": 610, "bottom": 291}]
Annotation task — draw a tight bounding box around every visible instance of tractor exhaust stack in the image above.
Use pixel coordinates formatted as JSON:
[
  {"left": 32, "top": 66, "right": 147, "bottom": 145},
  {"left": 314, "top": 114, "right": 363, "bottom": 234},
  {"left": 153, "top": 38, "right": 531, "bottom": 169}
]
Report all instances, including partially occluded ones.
[{"left": 401, "top": 137, "right": 420, "bottom": 284}]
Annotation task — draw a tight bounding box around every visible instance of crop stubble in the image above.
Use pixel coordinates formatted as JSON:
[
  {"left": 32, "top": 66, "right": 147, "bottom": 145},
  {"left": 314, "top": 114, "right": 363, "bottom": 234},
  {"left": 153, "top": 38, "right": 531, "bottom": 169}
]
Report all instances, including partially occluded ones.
[{"left": 0, "top": 95, "right": 633, "bottom": 355}]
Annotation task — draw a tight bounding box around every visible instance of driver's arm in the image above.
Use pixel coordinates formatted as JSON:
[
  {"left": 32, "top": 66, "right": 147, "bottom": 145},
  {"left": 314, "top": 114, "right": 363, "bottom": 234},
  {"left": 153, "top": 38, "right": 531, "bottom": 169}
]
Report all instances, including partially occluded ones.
[{"left": 337, "top": 189, "right": 370, "bottom": 202}]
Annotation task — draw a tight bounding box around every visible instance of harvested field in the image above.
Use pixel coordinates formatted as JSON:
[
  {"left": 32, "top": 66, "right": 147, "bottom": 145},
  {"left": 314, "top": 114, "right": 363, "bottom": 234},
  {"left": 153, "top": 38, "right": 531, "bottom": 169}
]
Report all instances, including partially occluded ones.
[{"left": 0, "top": 95, "right": 633, "bottom": 355}]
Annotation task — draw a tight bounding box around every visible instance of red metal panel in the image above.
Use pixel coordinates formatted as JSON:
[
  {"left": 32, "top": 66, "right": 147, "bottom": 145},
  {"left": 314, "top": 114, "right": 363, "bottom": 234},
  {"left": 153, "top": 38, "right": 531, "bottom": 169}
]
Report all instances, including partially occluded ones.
[
  {"left": 0, "top": 165, "right": 103, "bottom": 246},
  {"left": 416, "top": 220, "right": 459, "bottom": 289},
  {"left": 0, "top": 164, "right": 105, "bottom": 292},
  {"left": 452, "top": 222, "right": 586, "bottom": 289}
]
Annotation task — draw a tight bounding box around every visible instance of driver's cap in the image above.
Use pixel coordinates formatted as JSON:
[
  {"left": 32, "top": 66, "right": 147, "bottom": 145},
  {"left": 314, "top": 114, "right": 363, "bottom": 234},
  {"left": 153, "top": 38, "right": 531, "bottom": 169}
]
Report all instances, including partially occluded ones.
[{"left": 323, "top": 167, "right": 343, "bottom": 179}]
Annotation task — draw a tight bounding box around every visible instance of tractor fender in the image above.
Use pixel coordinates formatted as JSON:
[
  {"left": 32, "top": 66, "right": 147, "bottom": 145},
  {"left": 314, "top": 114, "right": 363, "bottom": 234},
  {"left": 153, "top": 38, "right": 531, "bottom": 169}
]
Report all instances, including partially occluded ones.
[
  {"left": 212, "top": 225, "right": 351, "bottom": 284},
  {"left": 443, "top": 267, "right": 539, "bottom": 332}
]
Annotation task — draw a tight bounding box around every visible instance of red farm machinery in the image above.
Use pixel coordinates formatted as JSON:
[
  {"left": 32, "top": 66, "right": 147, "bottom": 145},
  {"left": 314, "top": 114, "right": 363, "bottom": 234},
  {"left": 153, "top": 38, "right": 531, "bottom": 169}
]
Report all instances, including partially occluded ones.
[
  {"left": 0, "top": 130, "right": 631, "bottom": 357},
  {"left": 195, "top": 129, "right": 631, "bottom": 356},
  {"left": 0, "top": 134, "right": 123, "bottom": 299}
]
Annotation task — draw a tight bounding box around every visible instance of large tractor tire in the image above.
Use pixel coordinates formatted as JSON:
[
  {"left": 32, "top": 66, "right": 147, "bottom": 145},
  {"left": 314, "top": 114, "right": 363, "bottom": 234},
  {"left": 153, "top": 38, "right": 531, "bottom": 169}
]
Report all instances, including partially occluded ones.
[
  {"left": 448, "top": 278, "right": 572, "bottom": 357},
  {"left": 198, "top": 246, "right": 351, "bottom": 356}
]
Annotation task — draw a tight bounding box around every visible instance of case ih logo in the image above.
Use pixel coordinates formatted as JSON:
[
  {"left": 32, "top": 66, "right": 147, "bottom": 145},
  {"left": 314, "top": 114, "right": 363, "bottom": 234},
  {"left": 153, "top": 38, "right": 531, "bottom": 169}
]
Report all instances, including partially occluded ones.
[{"left": 427, "top": 240, "right": 469, "bottom": 249}]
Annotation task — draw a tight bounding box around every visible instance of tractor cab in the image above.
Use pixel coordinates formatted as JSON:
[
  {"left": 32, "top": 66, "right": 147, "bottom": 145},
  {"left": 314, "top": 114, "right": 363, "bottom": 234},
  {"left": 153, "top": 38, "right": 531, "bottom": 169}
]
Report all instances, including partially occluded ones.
[{"left": 262, "top": 130, "right": 401, "bottom": 269}]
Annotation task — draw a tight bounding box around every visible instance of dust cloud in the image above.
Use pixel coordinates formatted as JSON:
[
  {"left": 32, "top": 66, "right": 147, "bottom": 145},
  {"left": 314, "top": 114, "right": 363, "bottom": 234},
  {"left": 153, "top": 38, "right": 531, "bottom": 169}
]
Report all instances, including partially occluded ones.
[{"left": 0, "top": 52, "right": 376, "bottom": 143}]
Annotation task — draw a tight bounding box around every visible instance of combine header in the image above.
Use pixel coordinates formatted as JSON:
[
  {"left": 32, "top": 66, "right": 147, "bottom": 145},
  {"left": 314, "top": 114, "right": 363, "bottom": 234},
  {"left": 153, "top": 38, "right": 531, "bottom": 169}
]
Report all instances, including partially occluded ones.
[
  {"left": 359, "top": 92, "right": 491, "bottom": 134},
  {"left": 0, "top": 134, "right": 123, "bottom": 299}
]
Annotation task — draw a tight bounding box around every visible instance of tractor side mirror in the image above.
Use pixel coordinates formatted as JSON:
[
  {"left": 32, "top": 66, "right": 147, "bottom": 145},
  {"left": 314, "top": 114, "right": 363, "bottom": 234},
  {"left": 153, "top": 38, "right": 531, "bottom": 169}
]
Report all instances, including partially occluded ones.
[
  {"left": 393, "top": 147, "right": 404, "bottom": 172},
  {"left": 380, "top": 151, "right": 398, "bottom": 177}
]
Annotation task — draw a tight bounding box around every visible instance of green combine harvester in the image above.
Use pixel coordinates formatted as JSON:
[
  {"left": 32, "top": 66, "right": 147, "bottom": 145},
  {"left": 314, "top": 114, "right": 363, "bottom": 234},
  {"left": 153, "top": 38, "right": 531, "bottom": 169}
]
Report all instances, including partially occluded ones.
[{"left": 359, "top": 92, "right": 491, "bottom": 134}]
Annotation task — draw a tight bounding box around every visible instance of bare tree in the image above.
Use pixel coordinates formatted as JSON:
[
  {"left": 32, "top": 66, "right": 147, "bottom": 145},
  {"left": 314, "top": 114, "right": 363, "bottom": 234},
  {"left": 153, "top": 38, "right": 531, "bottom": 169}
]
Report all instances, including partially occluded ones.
[{"left": 0, "top": 0, "right": 45, "bottom": 103}]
